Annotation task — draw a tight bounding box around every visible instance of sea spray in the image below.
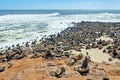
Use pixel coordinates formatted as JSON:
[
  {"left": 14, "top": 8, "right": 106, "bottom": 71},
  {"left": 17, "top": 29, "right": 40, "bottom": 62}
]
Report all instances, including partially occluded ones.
[{"left": 0, "top": 10, "right": 120, "bottom": 49}]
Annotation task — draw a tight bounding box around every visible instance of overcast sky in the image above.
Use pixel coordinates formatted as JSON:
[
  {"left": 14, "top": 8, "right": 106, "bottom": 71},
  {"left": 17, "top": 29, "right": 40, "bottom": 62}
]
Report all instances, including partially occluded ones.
[{"left": 0, "top": 0, "right": 120, "bottom": 9}]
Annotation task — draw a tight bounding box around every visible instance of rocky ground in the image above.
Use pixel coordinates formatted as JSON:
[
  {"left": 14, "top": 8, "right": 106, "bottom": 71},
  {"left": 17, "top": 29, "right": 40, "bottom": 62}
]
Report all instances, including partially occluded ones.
[
  {"left": 0, "top": 57, "right": 120, "bottom": 80},
  {"left": 0, "top": 21, "right": 120, "bottom": 80}
]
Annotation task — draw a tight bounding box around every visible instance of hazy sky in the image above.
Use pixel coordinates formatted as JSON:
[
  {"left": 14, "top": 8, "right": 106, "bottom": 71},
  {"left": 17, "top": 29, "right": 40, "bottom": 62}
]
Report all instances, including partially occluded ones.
[{"left": 0, "top": 0, "right": 120, "bottom": 9}]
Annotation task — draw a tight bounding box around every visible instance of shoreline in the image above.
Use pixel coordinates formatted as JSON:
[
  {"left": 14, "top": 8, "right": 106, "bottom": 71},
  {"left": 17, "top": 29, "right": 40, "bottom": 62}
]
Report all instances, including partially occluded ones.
[
  {"left": 0, "top": 21, "right": 120, "bottom": 80},
  {"left": 0, "top": 21, "right": 120, "bottom": 62},
  {"left": 0, "top": 26, "right": 67, "bottom": 51}
]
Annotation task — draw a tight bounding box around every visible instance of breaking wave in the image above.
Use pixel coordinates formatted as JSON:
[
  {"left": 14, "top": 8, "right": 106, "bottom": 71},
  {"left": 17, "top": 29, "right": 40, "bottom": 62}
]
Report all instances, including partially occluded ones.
[{"left": 0, "top": 12, "right": 120, "bottom": 49}]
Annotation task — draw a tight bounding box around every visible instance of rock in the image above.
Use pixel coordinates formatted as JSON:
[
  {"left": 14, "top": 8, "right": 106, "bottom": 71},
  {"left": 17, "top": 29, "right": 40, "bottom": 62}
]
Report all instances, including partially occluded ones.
[
  {"left": 90, "top": 64, "right": 98, "bottom": 70},
  {"left": 24, "top": 47, "right": 31, "bottom": 55},
  {"left": 64, "top": 52, "right": 70, "bottom": 58},
  {"left": 86, "top": 76, "right": 94, "bottom": 80},
  {"left": 101, "top": 61, "right": 109, "bottom": 65},
  {"left": 89, "top": 69, "right": 96, "bottom": 75},
  {"left": 73, "top": 71, "right": 81, "bottom": 75},
  {"left": 49, "top": 71, "right": 56, "bottom": 77},
  {"left": 92, "top": 43, "right": 98, "bottom": 48},
  {"left": 61, "top": 56, "right": 67, "bottom": 59},
  {"left": 115, "top": 61, "right": 120, "bottom": 67},
  {"left": 48, "top": 67, "right": 58, "bottom": 77},
  {"left": 74, "top": 66, "right": 89, "bottom": 75},
  {"left": 0, "top": 66, "right": 5, "bottom": 72},
  {"left": 98, "top": 45, "right": 103, "bottom": 50},
  {"left": 74, "top": 54, "right": 83, "bottom": 61},
  {"left": 109, "top": 69, "right": 120, "bottom": 76},
  {"left": 27, "top": 54, "right": 34, "bottom": 58},
  {"left": 94, "top": 64, "right": 98, "bottom": 67},
  {"left": 65, "top": 58, "right": 75, "bottom": 66},
  {"left": 97, "top": 67, "right": 105, "bottom": 71},
  {"left": 69, "top": 53, "right": 82, "bottom": 61},
  {"left": 74, "top": 66, "right": 80, "bottom": 71},
  {"left": 96, "top": 72, "right": 104, "bottom": 76},
  {"left": 77, "top": 60, "right": 83, "bottom": 64},
  {"left": 16, "top": 54, "right": 26, "bottom": 59},
  {"left": 55, "top": 53, "right": 62, "bottom": 60},
  {"left": 107, "top": 46, "right": 112, "bottom": 49},
  {"left": 12, "top": 54, "right": 19, "bottom": 59},
  {"left": 107, "top": 49, "right": 112, "bottom": 54},
  {"left": 78, "top": 67, "right": 89, "bottom": 75},
  {"left": 86, "top": 45, "right": 91, "bottom": 50},
  {"left": 10, "top": 73, "right": 21, "bottom": 80},
  {"left": 86, "top": 78, "right": 93, "bottom": 80},
  {"left": 55, "top": 66, "right": 66, "bottom": 78},
  {"left": 8, "top": 62, "right": 13, "bottom": 68},
  {"left": 47, "top": 62, "right": 55, "bottom": 66},
  {"left": 55, "top": 67, "right": 62, "bottom": 78},
  {"left": 34, "top": 53, "right": 41, "bottom": 58},
  {"left": 76, "top": 48, "right": 81, "bottom": 52},
  {"left": 62, "top": 71, "right": 72, "bottom": 78}
]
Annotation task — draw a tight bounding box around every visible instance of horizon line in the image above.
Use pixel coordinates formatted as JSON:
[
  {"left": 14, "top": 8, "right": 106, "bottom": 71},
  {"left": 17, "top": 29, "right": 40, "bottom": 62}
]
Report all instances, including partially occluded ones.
[{"left": 0, "top": 9, "right": 120, "bottom": 10}]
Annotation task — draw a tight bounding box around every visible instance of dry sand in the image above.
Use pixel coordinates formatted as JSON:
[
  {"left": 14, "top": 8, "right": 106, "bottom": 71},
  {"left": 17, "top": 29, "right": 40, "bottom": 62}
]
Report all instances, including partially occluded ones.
[
  {"left": 70, "top": 36, "right": 118, "bottom": 63},
  {"left": 96, "top": 36, "right": 113, "bottom": 41},
  {"left": 0, "top": 36, "right": 120, "bottom": 80}
]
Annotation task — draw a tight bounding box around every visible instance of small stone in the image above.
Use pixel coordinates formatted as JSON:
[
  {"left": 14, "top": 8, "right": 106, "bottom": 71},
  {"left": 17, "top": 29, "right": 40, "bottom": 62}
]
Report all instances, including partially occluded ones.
[
  {"left": 61, "top": 56, "right": 67, "bottom": 59},
  {"left": 62, "top": 71, "right": 72, "bottom": 78},
  {"left": 115, "top": 61, "right": 120, "bottom": 67},
  {"left": 8, "top": 62, "right": 13, "bottom": 68},
  {"left": 65, "top": 58, "right": 75, "bottom": 66},
  {"left": 89, "top": 70, "right": 96, "bottom": 75},
  {"left": 78, "top": 67, "right": 89, "bottom": 75},
  {"left": 0, "top": 66, "right": 5, "bottom": 72},
  {"left": 96, "top": 72, "right": 103, "bottom": 76},
  {"left": 10, "top": 73, "right": 21, "bottom": 80},
  {"left": 47, "top": 62, "right": 55, "bottom": 66},
  {"left": 94, "top": 64, "right": 98, "bottom": 67},
  {"left": 73, "top": 71, "right": 80, "bottom": 75},
  {"left": 49, "top": 71, "right": 56, "bottom": 77},
  {"left": 92, "top": 43, "right": 98, "bottom": 48},
  {"left": 101, "top": 61, "right": 109, "bottom": 65},
  {"left": 97, "top": 67, "right": 104, "bottom": 71},
  {"left": 55, "top": 66, "right": 66, "bottom": 78},
  {"left": 64, "top": 52, "right": 70, "bottom": 58},
  {"left": 85, "top": 76, "right": 94, "bottom": 80},
  {"left": 74, "top": 66, "right": 79, "bottom": 71},
  {"left": 48, "top": 67, "right": 57, "bottom": 77},
  {"left": 77, "top": 60, "right": 83, "bottom": 64}
]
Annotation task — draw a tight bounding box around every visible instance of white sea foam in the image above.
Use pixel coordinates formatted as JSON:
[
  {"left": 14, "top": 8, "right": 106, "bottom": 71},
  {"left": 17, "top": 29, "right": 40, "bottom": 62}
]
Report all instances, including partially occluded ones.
[{"left": 0, "top": 12, "right": 120, "bottom": 49}]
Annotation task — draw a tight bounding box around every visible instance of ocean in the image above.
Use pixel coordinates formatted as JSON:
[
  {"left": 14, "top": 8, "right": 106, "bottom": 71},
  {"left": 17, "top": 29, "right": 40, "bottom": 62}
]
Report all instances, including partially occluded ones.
[{"left": 0, "top": 10, "right": 120, "bottom": 49}]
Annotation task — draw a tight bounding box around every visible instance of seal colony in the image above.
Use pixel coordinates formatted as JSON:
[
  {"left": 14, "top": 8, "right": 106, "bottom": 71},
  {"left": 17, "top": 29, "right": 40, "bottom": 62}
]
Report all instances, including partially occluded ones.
[{"left": 0, "top": 21, "right": 120, "bottom": 80}]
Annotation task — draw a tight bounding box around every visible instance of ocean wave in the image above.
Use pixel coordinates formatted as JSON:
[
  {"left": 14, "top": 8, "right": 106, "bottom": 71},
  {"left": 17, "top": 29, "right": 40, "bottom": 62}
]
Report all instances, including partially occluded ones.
[
  {"left": 0, "top": 12, "right": 120, "bottom": 49},
  {"left": 64, "top": 13, "right": 120, "bottom": 22},
  {"left": 48, "top": 12, "right": 60, "bottom": 16},
  {"left": 0, "top": 12, "right": 60, "bottom": 18}
]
